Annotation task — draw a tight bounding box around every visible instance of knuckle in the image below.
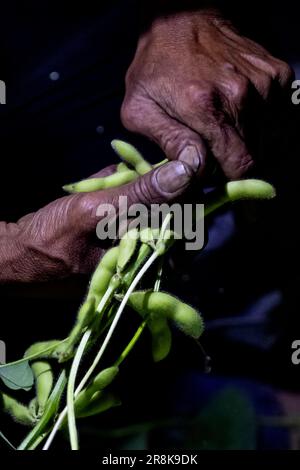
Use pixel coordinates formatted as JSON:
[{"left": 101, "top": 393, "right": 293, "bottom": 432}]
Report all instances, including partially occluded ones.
[
  {"left": 185, "top": 80, "right": 215, "bottom": 108},
  {"left": 226, "top": 75, "right": 249, "bottom": 105},
  {"left": 276, "top": 61, "right": 295, "bottom": 85},
  {"left": 120, "top": 97, "right": 138, "bottom": 130},
  {"left": 230, "top": 154, "right": 254, "bottom": 179},
  {"left": 75, "top": 195, "right": 96, "bottom": 223},
  {"left": 257, "top": 74, "right": 272, "bottom": 98}
]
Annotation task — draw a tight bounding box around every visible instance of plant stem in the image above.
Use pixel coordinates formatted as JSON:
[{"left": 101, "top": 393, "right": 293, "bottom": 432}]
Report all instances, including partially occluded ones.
[
  {"left": 154, "top": 257, "right": 164, "bottom": 292},
  {"left": 114, "top": 321, "right": 147, "bottom": 367},
  {"left": 67, "top": 330, "right": 91, "bottom": 450},
  {"left": 96, "top": 285, "right": 115, "bottom": 314}
]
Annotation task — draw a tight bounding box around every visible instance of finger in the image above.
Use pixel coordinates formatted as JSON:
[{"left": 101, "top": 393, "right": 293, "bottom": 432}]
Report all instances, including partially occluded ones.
[
  {"left": 121, "top": 97, "right": 207, "bottom": 174},
  {"left": 107, "top": 160, "right": 194, "bottom": 206},
  {"left": 80, "top": 160, "right": 194, "bottom": 232},
  {"left": 167, "top": 82, "right": 254, "bottom": 180}
]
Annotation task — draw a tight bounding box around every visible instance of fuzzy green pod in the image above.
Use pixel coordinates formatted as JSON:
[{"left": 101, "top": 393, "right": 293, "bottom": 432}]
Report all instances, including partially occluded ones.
[
  {"left": 88, "top": 246, "right": 120, "bottom": 304},
  {"left": 147, "top": 316, "right": 172, "bottom": 362},
  {"left": 75, "top": 366, "right": 119, "bottom": 412},
  {"left": 128, "top": 291, "right": 204, "bottom": 339},
  {"left": 117, "top": 229, "right": 139, "bottom": 273},
  {"left": 111, "top": 140, "right": 152, "bottom": 175},
  {"left": 76, "top": 391, "right": 121, "bottom": 418},
  {"left": 53, "top": 297, "right": 96, "bottom": 363},
  {"left": 31, "top": 361, "right": 54, "bottom": 416},
  {"left": 117, "top": 162, "right": 131, "bottom": 173},
  {"left": 140, "top": 228, "right": 159, "bottom": 249},
  {"left": 63, "top": 170, "right": 137, "bottom": 193},
  {"left": 205, "top": 179, "right": 276, "bottom": 217},
  {"left": 24, "top": 340, "right": 62, "bottom": 360},
  {"left": 0, "top": 392, "right": 36, "bottom": 426}
]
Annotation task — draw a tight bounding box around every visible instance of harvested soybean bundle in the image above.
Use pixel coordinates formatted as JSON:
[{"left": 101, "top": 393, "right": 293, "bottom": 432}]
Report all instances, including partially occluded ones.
[
  {"left": 128, "top": 291, "right": 204, "bottom": 339},
  {"left": 63, "top": 170, "right": 137, "bottom": 193},
  {"left": 111, "top": 140, "right": 152, "bottom": 175}
]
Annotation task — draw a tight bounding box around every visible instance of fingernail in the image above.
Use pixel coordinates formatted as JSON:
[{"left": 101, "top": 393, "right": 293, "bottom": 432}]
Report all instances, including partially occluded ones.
[
  {"left": 156, "top": 161, "right": 193, "bottom": 193},
  {"left": 179, "top": 146, "right": 201, "bottom": 172}
]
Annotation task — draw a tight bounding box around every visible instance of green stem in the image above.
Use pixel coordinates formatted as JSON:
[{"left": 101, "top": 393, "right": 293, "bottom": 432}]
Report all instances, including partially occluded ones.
[
  {"left": 67, "top": 330, "right": 91, "bottom": 450},
  {"left": 114, "top": 321, "right": 147, "bottom": 367},
  {"left": 43, "top": 250, "right": 160, "bottom": 450},
  {"left": 96, "top": 285, "right": 115, "bottom": 314}
]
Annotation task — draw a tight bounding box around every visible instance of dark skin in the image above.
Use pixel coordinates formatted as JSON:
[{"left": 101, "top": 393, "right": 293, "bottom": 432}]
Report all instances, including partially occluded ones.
[
  {"left": 0, "top": 7, "right": 293, "bottom": 282},
  {"left": 0, "top": 162, "right": 193, "bottom": 282},
  {"left": 121, "top": 9, "right": 294, "bottom": 178}
]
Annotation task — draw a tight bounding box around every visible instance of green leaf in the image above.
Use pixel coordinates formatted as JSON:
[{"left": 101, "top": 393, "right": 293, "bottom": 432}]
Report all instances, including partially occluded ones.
[
  {"left": 0, "top": 430, "right": 16, "bottom": 449},
  {"left": 0, "top": 361, "right": 34, "bottom": 391}
]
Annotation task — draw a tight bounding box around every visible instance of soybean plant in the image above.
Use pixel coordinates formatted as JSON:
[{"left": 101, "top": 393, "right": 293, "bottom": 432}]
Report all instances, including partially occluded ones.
[{"left": 0, "top": 140, "right": 276, "bottom": 451}]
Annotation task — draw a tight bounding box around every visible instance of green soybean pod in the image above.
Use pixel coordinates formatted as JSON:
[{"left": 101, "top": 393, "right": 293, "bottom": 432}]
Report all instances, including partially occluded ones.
[
  {"left": 25, "top": 340, "right": 62, "bottom": 360},
  {"left": 139, "top": 228, "right": 159, "bottom": 249},
  {"left": 63, "top": 170, "right": 138, "bottom": 193},
  {"left": 0, "top": 392, "right": 35, "bottom": 426},
  {"left": 31, "top": 361, "right": 53, "bottom": 415},
  {"left": 204, "top": 179, "right": 276, "bottom": 217},
  {"left": 111, "top": 140, "right": 152, "bottom": 175},
  {"left": 117, "top": 162, "right": 131, "bottom": 173},
  {"left": 76, "top": 391, "right": 121, "bottom": 418},
  {"left": 51, "top": 297, "right": 96, "bottom": 363},
  {"left": 88, "top": 246, "right": 120, "bottom": 303},
  {"left": 75, "top": 366, "right": 119, "bottom": 412},
  {"left": 129, "top": 291, "right": 204, "bottom": 339},
  {"left": 117, "top": 228, "right": 139, "bottom": 273},
  {"left": 148, "top": 316, "right": 172, "bottom": 362}
]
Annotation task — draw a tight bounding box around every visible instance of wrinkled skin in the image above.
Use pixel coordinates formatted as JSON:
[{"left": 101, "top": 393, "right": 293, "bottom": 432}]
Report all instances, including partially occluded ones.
[
  {"left": 121, "top": 10, "right": 294, "bottom": 179},
  {"left": 0, "top": 161, "right": 193, "bottom": 282}
]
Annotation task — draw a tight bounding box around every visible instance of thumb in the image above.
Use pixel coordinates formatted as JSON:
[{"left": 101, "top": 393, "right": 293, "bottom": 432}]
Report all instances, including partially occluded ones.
[
  {"left": 79, "top": 161, "right": 194, "bottom": 233},
  {"left": 121, "top": 98, "right": 207, "bottom": 173},
  {"left": 110, "top": 160, "right": 194, "bottom": 206}
]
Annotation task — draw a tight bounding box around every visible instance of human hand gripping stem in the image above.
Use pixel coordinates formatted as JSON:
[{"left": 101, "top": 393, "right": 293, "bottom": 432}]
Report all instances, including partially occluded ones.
[{"left": 0, "top": 161, "right": 194, "bottom": 283}]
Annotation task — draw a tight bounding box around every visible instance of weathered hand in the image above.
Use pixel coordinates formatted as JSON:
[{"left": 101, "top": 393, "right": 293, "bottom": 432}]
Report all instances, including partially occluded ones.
[
  {"left": 121, "top": 9, "right": 294, "bottom": 179},
  {"left": 0, "top": 161, "right": 193, "bottom": 283}
]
